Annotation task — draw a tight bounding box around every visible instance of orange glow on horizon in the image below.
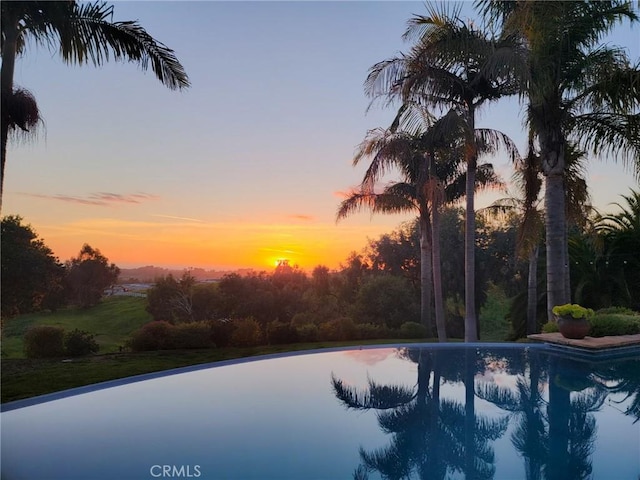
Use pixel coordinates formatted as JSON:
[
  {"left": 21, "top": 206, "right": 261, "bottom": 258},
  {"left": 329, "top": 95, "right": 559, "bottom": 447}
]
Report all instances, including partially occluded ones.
[{"left": 29, "top": 216, "right": 407, "bottom": 273}]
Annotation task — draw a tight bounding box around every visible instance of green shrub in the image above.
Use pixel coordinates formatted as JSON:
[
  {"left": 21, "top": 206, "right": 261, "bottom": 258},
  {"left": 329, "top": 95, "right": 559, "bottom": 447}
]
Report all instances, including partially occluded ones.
[
  {"left": 291, "top": 312, "right": 318, "bottom": 327},
  {"left": 588, "top": 314, "right": 640, "bottom": 337},
  {"left": 542, "top": 321, "right": 559, "bottom": 333},
  {"left": 266, "top": 321, "right": 299, "bottom": 345},
  {"left": 295, "top": 323, "right": 319, "bottom": 342},
  {"left": 354, "top": 323, "right": 389, "bottom": 340},
  {"left": 318, "top": 320, "right": 345, "bottom": 342},
  {"left": 129, "top": 321, "right": 173, "bottom": 351},
  {"left": 64, "top": 329, "right": 99, "bottom": 356},
  {"left": 400, "top": 322, "right": 428, "bottom": 339},
  {"left": 340, "top": 318, "right": 358, "bottom": 341},
  {"left": 230, "top": 318, "right": 262, "bottom": 347},
  {"left": 24, "top": 325, "right": 65, "bottom": 358},
  {"left": 352, "top": 275, "right": 419, "bottom": 329},
  {"left": 596, "top": 306, "right": 639, "bottom": 316},
  {"left": 208, "top": 319, "right": 234, "bottom": 347},
  {"left": 172, "top": 322, "right": 215, "bottom": 349}
]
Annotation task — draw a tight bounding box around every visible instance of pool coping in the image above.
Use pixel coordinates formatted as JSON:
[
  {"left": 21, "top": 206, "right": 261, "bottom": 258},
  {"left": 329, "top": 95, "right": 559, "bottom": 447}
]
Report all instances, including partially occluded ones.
[{"left": 527, "top": 332, "right": 640, "bottom": 349}]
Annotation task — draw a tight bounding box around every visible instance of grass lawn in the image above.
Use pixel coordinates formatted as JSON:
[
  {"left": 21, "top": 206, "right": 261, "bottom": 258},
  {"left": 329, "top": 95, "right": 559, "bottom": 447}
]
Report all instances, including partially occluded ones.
[
  {"left": 1, "top": 296, "right": 152, "bottom": 358},
  {"left": 1, "top": 339, "right": 424, "bottom": 404}
]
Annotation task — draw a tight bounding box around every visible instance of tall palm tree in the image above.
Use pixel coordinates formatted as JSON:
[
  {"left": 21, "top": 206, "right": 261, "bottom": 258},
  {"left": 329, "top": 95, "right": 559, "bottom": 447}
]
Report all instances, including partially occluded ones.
[
  {"left": 365, "top": 2, "right": 522, "bottom": 341},
  {"left": 1, "top": 1, "right": 190, "bottom": 210},
  {"left": 483, "top": 143, "right": 591, "bottom": 335},
  {"left": 338, "top": 107, "right": 505, "bottom": 341},
  {"left": 477, "top": 0, "right": 640, "bottom": 321}
]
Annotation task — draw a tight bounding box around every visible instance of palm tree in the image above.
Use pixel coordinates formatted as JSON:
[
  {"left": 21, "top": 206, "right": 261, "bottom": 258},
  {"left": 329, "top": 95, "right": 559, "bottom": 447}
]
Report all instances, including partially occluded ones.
[
  {"left": 365, "top": 2, "right": 522, "bottom": 341},
  {"left": 1, "top": 1, "right": 190, "bottom": 210},
  {"left": 477, "top": 0, "right": 640, "bottom": 321},
  {"left": 337, "top": 107, "right": 505, "bottom": 341},
  {"left": 595, "top": 189, "right": 640, "bottom": 308},
  {"left": 482, "top": 143, "right": 592, "bottom": 335}
]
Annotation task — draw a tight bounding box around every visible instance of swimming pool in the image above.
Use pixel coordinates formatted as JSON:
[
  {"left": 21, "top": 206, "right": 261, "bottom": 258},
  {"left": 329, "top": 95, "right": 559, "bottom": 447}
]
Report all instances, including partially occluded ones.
[{"left": 1, "top": 344, "right": 639, "bottom": 479}]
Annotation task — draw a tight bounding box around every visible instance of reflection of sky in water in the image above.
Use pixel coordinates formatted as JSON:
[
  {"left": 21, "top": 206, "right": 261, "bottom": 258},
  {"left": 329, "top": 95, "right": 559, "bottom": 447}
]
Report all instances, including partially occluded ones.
[{"left": 2, "top": 346, "right": 639, "bottom": 480}]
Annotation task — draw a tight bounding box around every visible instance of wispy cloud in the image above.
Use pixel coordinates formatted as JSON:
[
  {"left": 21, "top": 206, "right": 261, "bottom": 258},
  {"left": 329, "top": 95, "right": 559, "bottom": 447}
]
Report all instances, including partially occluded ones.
[
  {"left": 19, "top": 192, "right": 159, "bottom": 206},
  {"left": 259, "top": 247, "right": 300, "bottom": 255},
  {"left": 287, "top": 214, "right": 315, "bottom": 222},
  {"left": 151, "top": 214, "right": 205, "bottom": 223}
]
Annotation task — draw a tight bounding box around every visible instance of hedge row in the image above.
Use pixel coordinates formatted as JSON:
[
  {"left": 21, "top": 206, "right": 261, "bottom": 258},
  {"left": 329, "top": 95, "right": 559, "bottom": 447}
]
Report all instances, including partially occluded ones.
[
  {"left": 127, "top": 319, "right": 430, "bottom": 352},
  {"left": 24, "top": 326, "right": 99, "bottom": 358}
]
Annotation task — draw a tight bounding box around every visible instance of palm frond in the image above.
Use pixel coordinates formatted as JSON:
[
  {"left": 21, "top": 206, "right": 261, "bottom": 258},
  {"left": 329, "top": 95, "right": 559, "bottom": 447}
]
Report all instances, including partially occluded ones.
[
  {"left": 67, "top": 2, "right": 189, "bottom": 89},
  {"left": 475, "top": 128, "right": 521, "bottom": 163},
  {"left": 336, "top": 189, "right": 417, "bottom": 222},
  {"left": 2, "top": 1, "right": 189, "bottom": 89},
  {"left": 571, "top": 112, "right": 640, "bottom": 178}
]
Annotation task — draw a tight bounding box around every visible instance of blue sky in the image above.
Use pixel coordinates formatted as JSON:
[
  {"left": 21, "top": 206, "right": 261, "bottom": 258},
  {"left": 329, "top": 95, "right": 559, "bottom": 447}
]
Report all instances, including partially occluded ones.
[{"left": 3, "top": 1, "right": 639, "bottom": 270}]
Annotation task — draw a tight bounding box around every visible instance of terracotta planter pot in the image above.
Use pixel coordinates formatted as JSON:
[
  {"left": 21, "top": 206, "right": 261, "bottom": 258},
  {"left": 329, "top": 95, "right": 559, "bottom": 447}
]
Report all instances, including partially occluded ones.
[{"left": 556, "top": 315, "right": 590, "bottom": 339}]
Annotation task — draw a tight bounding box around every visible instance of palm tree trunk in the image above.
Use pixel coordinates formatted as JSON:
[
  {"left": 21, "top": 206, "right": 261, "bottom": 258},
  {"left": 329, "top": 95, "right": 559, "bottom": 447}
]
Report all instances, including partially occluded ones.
[
  {"left": 564, "top": 221, "right": 571, "bottom": 302},
  {"left": 544, "top": 172, "right": 568, "bottom": 321},
  {"left": 541, "top": 128, "right": 569, "bottom": 321},
  {"left": 420, "top": 215, "right": 434, "bottom": 337},
  {"left": 0, "top": 15, "right": 19, "bottom": 213},
  {"left": 527, "top": 244, "right": 539, "bottom": 334},
  {"left": 465, "top": 109, "right": 478, "bottom": 341},
  {"left": 432, "top": 201, "right": 447, "bottom": 342}
]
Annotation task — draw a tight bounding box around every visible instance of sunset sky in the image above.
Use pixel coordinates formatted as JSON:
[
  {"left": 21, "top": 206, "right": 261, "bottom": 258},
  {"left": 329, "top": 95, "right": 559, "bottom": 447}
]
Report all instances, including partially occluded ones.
[{"left": 3, "top": 1, "right": 639, "bottom": 272}]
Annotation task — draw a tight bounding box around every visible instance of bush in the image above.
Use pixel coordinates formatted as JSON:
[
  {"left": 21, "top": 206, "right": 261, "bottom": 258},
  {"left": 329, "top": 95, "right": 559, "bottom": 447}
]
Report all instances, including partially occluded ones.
[
  {"left": 542, "top": 321, "right": 559, "bottom": 333},
  {"left": 129, "top": 321, "right": 173, "bottom": 351},
  {"left": 230, "top": 318, "right": 262, "bottom": 347},
  {"left": 208, "top": 319, "right": 234, "bottom": 347},
  {"left": 588, "top": 314, "right": 640, "bottom": 337},
  {"left": 400, "top": 322, "right": 428, "bottom": 339},
  {"left": 64, "top": 329, "right": 99, "bottom": 356},
  {"left": 291, "top": 312, "right": 318, "bottom": 327},
  {"left": 352, "top": 275, "right": 419, "bottom": 329},
  {"left": 24, "top": 325, "right": 65, "bottom": 358},
  {"left": 596, "top": 306, "right": 639, "bottom": 316},
  {"left": 295, "top": 323, "right": 319, "bottom": 342},
  {"left": 172, "top": 322, "right": 215, "bottom": 349},
  {"left": 355, "top": 323, "right": 389, "bottom": 340},
  {"left": 129, "top": 321, "right": 217, "bottom": 351},
  {"left": 318, "top": 319, "right": 354, "bottom": 341},
  {"left": 266, "top": 321, "right": 298, "bottom": 345}
]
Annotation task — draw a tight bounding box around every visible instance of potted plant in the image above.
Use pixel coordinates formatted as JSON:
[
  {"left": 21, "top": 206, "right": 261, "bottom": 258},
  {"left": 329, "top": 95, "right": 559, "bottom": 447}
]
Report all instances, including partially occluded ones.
[{"left": 552, "top": 303, "right": 594, "bottom": 339}]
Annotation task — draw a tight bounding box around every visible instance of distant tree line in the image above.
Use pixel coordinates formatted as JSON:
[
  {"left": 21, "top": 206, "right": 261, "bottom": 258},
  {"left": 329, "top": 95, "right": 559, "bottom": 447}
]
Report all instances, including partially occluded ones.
[
  {"left": 1, "top": 215, "right": 119, "bottom": 317},
  {"left": 136, "top": 207, "right": 519, "bottom": 348},
  {"left": 138, "top": 194, "right": 639, "bottom": 349},
  {"left": 4, "top": 188, "right": 638, "bottom": 347}
]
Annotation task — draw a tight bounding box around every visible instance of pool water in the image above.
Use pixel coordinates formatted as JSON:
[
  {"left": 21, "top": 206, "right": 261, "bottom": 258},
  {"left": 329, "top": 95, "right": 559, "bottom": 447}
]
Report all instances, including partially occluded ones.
[{"left": 1, "top": 344, "right": 639, "bottom": 479}]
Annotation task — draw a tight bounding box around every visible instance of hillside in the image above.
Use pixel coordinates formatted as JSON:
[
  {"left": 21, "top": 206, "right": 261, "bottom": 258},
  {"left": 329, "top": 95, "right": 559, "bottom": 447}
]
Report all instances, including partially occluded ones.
[{"left": 1, "top": 296, "right": 152, "bottom": 358}]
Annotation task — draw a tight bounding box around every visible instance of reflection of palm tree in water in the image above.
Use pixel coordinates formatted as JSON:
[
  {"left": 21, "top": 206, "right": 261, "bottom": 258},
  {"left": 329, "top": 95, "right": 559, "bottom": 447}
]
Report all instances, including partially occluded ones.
[
  {"left": 477, "top": 349, "right": 547, "bottom": 480},
  {"left": 547, "top": 356, "right": 605, "bottom": 480},
  {"left": 332, "top": 348, "right": 507, "bottom": 479},
  {"left": 592, "top": 357, "right": 640, "bottom": 425},
  {"left": 478, "top": 351, "right": 605, "bottom": 480}
]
